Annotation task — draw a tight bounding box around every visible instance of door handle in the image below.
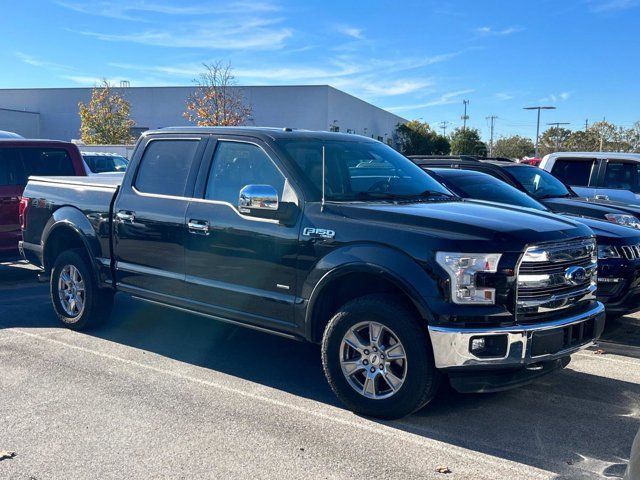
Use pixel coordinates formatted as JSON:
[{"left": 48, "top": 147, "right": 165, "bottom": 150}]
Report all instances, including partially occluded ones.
[
  {"left": 116, "top": 210, "right": 136, "bottom": 222},
  {"left": 594, "top": 195, "right": 609, "bottom": 200},
  {"left": 188, "top": 219, "right": 210, "bottom": 235}
]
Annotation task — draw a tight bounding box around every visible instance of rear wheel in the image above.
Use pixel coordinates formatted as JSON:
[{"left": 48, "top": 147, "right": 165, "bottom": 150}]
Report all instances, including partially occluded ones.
[
  {"left": 321, "top": 294, "right": 440, "bottom": 419},
  {"left": 51, "top": 248, "right": 113, "bottom": 330}
]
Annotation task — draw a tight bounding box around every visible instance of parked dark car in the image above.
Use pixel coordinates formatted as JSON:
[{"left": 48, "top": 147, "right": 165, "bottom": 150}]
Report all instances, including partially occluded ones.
[
  {"left": 20, "top": 127, "right": 605, "bottom": 419},
  {"left": 0, "top": 140, "right": 86, "bottom": 255},
  {"left": 428, "top": 167, "right": 640, "bottom": 317},
  {"left": 410, "top": 156, "right": 640, "bottom": 230}
]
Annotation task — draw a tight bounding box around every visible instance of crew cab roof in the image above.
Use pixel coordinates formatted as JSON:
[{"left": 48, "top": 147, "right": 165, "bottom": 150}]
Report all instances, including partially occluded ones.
[{"left": 144, "top": 126, "right": 378, "bottom": 143}]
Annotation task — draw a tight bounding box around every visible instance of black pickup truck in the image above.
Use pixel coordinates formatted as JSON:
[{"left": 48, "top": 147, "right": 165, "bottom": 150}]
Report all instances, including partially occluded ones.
[{"left": 20, "top": 127, "right": 605, "bottom": 419}]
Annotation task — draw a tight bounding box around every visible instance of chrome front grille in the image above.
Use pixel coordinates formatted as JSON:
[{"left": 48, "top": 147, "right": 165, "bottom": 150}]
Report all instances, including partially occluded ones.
[
  {"left": 618, "top": 244, "right": 640, "bottom": 260},
  {"left": 516, "top": 238, "right": 597, "bottom": 322}
]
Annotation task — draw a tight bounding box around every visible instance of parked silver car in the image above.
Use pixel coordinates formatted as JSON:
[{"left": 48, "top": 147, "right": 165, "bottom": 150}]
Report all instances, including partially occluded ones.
[{"left": 541, "top": 152, "right": 640, "bottom": 204}]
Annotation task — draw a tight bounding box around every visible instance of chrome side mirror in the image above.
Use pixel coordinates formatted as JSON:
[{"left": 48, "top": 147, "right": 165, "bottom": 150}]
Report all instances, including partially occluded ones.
[{"left": 238, "top": 184, "right": 279, "bottom": 215}]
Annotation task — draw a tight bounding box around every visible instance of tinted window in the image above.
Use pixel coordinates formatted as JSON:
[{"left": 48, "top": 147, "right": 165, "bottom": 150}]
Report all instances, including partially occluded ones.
[
  {"left": 0, "top": 147, "right": 75, "bottom": 185},
  {"left": 551, "top": 159, "right": 594, "bottom": 186},
  {"left": 277, "top": 139, "right": 452, "bottom": 201},
  {"left": 135, "top": 140, "right": 199, "bottom": 196},
  {"left": 433, "top": 169, "right": 546, "bottom": 211},
  {"left": 84, "top": 154, "right": 128, "bottom": 173},
  {"left": 505, "top": 165, "right": 572, "bottom": 199},
  {"left": 205, "top": 141, "right": 285, "bottom": 205},
  {"left": 603, "top": 161, "right": 640, "bottom": 192},
  {"left": 0, "top": 148, "right": 25, "bottom": 185}
]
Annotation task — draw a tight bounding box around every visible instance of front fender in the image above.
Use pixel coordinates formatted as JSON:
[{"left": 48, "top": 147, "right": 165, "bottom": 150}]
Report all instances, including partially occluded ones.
[{"left": 302, "top": 243, "right": 442, "bottom": 338}]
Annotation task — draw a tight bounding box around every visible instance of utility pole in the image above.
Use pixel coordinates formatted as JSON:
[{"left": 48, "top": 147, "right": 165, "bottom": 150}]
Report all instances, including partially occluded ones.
[
  {"left": 439, "top": 121, "right": 449, "bottom": 136},
  {"left": 546, "top": 122, "right": 570, "bottom": 151},
  {"left": 461, "top": 100, "right": 470, "bottom": 154},
  {"left": 486, "top": 116, "right": 497, "bottom": 156},
  {"left": 584, "top": 119, "right": 589, "bottom": 131},
  {"left": 524, "top": 106, "right": 556, "bottom": 158},
  {"left": 461, "top": 100, "right": 469, "bottom": 131}
]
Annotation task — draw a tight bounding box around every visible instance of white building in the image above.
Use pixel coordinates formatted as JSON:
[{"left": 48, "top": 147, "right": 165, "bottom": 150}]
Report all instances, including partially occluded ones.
[{"left": 0, "top": 85, "right": 406, "bottom": 143}]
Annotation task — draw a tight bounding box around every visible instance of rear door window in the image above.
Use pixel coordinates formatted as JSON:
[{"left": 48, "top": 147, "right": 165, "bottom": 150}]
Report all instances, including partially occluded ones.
[
  {"left": 135, "top": 139, "right": 200, "bottom": 197},
  {"left": 551, "top": 159, "right": 595, "bottom": 186},
  {"left": 603, "top": 161, "right": 640, "bottom": 192}
]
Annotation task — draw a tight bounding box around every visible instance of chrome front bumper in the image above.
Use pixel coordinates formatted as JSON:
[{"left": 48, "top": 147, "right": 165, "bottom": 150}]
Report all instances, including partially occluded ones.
[{"left": 428, "top": 302, "right": 606, "bottom": 369}]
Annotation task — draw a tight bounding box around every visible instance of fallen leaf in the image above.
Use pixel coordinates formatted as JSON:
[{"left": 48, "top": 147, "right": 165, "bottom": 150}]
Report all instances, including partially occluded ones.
[
  {"left": 435, "top": 465, "right": 452, "bottom": 474},
  {"left": 594, "top": 349, "right": 606, "bottom": 355},
  {"left": 0, "top": 451, "right": 16, "bottom": 461}
]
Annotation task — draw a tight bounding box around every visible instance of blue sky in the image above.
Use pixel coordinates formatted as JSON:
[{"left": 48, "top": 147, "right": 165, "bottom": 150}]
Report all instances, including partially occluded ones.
[{"left": 1, "top": 0, "right": 639, "bottom": 140}]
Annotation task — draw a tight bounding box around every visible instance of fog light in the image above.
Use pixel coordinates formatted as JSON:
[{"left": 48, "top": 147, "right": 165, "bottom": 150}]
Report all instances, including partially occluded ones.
[
  {"left": 598, "top": 277, "right": 622, "bottom": 283},
  {"left": 469, "top": 335, "right": 509, "bottom": 358},
  {"left": 471, "top": 338, "right": 486, "bottom": 352}
]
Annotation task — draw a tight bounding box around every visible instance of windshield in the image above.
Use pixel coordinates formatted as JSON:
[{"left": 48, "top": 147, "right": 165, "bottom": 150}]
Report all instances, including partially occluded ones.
[
  {"left": 277, "top": 139, "right": 454, "bottom": 201},
  {"left": 505, "top": 165, "right": 572, "bottom": 199},
  {"left": 432, "top": 169, "right": 547, "bottom": 211},
  {"left": 83, "top": 154, "right": 128, "bottom": 173}
]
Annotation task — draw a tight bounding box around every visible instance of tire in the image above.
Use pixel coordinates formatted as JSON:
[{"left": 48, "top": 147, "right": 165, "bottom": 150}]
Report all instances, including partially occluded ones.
[
  {"left": 50, "top": 248, "right": 114, "bottom": 330},
  {"left": 321, "top": 294, "right": 441, "bottom": 419}
]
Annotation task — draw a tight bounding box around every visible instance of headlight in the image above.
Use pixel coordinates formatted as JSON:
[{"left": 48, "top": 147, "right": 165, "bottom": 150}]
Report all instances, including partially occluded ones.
[
  {"left": 435, "top": 252, "right": 502, "bottom": 304},
  {"left": 598, "top": 244, "right": 621, "bottom": 259},
  {"left": 604, "top": 213, "right": 640, "bottom": 229}
]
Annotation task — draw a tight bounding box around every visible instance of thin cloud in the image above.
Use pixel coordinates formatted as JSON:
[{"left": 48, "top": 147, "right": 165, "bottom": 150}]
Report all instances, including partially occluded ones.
[
  {"left": 56, "top": 0, "right": 279, "bottom": 21},
  {"left": 386, "top": 89, "right": 475, "bottom": 111},
  {"left": 335, "top": 24, "right": 365, "bottom": 40},
  {"left": 539, "top": 91, "right": 571, "bottom": 103},
  {"left": 76, "top": 17, "right": 292, "bottom": 50},
  {"left": 476, "top": 26, "right": 522, "bottom": 36},
  {"left": 589, "top": 0, "right": 639, "bottom": 12},
  {"left": 15, "top": 52, "right": 71, "bottom": 70},
  {"left": 495, "top": 92, "right": 514, "bottom": 101}
]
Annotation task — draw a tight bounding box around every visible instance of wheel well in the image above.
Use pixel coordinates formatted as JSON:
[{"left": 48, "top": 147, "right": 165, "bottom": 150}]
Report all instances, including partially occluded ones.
[
  {"left": 310, "top": 272, "right": 424, "bottom": 343},
  {"left": 43, "top": 226, "right": 87, "bottom": 273}
]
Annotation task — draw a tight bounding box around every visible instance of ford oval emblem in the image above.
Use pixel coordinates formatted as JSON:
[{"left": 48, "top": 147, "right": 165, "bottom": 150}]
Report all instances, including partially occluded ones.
[{"left": 564, "top": 266, "right": 587, "bottom": 285}]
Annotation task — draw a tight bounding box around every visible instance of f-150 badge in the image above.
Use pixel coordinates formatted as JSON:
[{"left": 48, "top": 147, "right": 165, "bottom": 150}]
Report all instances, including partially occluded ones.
[{"left": 302, "top": 227, "right": 335, "bottom": 239}]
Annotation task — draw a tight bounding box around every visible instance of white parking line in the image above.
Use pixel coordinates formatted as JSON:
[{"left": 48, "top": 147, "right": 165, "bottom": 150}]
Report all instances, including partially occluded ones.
[{"left": 11, "top": 327, "right": 553, "bottom": 479}]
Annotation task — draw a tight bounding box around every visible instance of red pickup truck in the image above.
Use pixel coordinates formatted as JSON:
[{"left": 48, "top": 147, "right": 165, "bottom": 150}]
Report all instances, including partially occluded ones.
[{"left": 0, "top": 140, "right": 86, "bottom": 255}]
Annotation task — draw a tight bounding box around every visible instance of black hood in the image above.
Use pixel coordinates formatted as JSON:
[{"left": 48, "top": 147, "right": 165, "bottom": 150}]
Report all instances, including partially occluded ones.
[
  {"left": 565, "top": 215, "right": 640, "bottom": 245},
  {"left": 541, "top": 196, "right": 640, "bottom": 220},
  {"left": 335, "top": 199, "right": 592, "bottom": 252},
  {"left": 576, "top": 197, "right": 640, "bottom": 216}
]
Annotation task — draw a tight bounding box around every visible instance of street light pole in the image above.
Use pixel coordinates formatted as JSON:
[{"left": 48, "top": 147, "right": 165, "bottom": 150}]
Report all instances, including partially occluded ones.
[
  {"left": 524, "top": 106, "right": 556, "bottom": 158},
  {"left": 546, "top": 122, "right": 570, "bottom": 151}
]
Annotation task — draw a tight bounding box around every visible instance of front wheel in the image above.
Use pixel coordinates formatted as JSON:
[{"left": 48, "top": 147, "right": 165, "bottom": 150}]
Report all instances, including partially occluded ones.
[
  {"left": 321, "top": 295, "right": 441, "bottom": 419},
  {"left": 51, "top": 248, "right": 114, "bottom": 330}
]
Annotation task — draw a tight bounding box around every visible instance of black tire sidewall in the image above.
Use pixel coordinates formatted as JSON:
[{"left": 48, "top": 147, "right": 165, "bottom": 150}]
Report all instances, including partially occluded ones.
[
  {"left": 322, "top": 295, "right": 439, "bottom": 419},
  {"left": 50, "top": 249, "right": 100, "bottom": 330}
]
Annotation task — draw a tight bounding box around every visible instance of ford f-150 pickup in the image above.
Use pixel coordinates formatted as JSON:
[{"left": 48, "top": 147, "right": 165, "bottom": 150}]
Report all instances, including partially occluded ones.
[{"left": 20, "top": 127, "right": 606, "bottom": 419}]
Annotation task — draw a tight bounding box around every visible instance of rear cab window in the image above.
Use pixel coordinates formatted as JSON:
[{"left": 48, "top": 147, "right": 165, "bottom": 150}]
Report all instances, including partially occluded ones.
[
  {"left": 550, "top": 158, "right": 595, "bottom": 186},
  {"left": 134, "top": 139, "right": 201, "bottom": 197},
  {"left": 0, "top": 147, "right": 76, "bottom": 185}
]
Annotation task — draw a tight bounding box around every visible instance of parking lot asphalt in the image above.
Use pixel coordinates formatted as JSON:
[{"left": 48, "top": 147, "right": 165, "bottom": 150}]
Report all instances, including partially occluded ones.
[{"left": 1, "top": 259, "right": 639, "bottom": 479}]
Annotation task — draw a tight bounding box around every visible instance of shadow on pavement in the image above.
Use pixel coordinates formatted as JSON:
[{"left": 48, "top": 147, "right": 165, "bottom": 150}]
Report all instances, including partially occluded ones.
[{"left": 2, "top": 287, "right": 639, "bottom": 477}]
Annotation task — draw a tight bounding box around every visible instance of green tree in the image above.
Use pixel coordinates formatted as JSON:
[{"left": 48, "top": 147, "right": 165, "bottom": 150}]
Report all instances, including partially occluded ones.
[
  {"left": 624, "top": 121, "right": 640, "bottom": 152},
  {"left": 564, "top": 130, "right": 600, "bottom": 152},
  {"left": 449, "top": 127, "right": 486, "bottom": 155},
  {"left": 538, "top": 127, "right": 572, "bottom": 156},
  {"left": 78, "top": 80, "right": 135, "bottom": 144},
  {"left": 395, "top": 120, "right": 450, "bottom": 155},
  {"left": 492, "top": 135, "right": 535, "bottom": 159}
]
